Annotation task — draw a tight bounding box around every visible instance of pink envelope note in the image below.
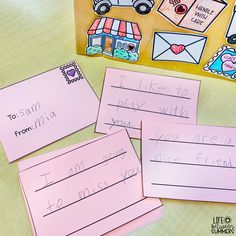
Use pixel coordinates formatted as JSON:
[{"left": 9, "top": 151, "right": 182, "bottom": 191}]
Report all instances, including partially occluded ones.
[
  {"left": 19, "top": 130, "right": 163, "bottom": 236},
  {"left": 95, "top": 68, "right": 200, "bottom": 139},
  {"left": 142, "top": 121, "right": 236, "bottom": 203},
  {"left": 0, "top": 61, "right": 99, "bottom": 162}
]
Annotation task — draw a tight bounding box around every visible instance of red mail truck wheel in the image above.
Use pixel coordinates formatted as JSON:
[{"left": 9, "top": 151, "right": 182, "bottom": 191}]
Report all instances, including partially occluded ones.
[
  {"left": 175, "top": 4, "right": 188, "bottom": 14},
  {"left": 95, "top": 3, "right": 111, "bottom": 15},
  {"left": 135, "top": 3, "right": 152, "bottom": 15},
  {"left": 228, "top": 34, "right": 236, "bottom": 45}
]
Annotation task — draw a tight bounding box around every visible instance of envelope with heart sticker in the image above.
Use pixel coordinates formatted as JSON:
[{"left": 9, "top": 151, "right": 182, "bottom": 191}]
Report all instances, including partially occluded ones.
[
  {"left": 152, "top": 32, "right": 207, "bottom": 64},
  {"left": 204, "top": 45, "right": 236, "bottom": 80}
]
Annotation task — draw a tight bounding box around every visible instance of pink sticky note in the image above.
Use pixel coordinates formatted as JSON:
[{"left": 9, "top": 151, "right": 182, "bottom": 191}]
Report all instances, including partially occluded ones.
[
  {"left": 0, "top": 61, "right": 99, "bottom": 162},
  {"left": 19, "top": 130, "right": 163, "bottom": 236},
  {"left": 95, "top": 68, "right": 200, "bottom": 139},
  {"left": 142, "top": 121, "right": 236, "bottom": 203}
]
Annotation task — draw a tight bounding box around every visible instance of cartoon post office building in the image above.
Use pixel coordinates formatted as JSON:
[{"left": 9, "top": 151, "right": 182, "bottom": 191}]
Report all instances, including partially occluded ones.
[
  {"left": 86, "top": 17, "right": 142, "bottom": 62},
  {"left": 93, "top": 0, "right": 155, "bottom": 15}
]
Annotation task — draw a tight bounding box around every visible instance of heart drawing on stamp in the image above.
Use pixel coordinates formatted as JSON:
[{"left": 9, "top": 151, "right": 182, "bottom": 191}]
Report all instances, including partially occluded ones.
[
  {"left": 67, "top": 69, "right": 76, "bottom": 77},
  {"left": 170, "top": 44, "right": 185, "bottom": 55},
  {"left": 221, "top": 53, "right": 236, "bottom": 63},
  {"left": 222, "top": 61, "right": 236, "bottom": 72}
]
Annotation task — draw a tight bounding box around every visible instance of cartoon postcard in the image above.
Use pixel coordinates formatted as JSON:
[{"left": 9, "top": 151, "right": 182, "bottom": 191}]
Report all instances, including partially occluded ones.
[
  {"left": 95, "top": 68, "right": 200, "bottom": 138},
  {"left": 142, "top": 121, "right": 236, "bottom": 203},
  {"left": 226, "top": 5, "right": 236, "bottom": 45},
  {"left": 19, "top": 130, "right": 163, "bottom": 236},
  {"left": 152, "top": 32, "right": 207, "bottom": 64},
  {"left": 87, "top": 17, "right": 142, "bottom": 62},
  {"left": 157, "top": 0, "right": 227, "bottom": 33},
  {"left": 204, "top": 45, "right": 236, "bottom": 80},
  {"left": 0, "top": 61, "right": 99, "bottom": 162}
]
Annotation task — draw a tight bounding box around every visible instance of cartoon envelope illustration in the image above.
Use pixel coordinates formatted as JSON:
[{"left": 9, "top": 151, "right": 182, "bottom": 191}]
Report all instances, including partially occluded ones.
[{"left": 152, "top": 32, "right": 207, "bottom": 64}]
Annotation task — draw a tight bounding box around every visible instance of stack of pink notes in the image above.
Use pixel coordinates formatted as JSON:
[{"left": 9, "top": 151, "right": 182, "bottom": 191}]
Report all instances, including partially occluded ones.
[
  {"left": 10, "top": 63, "right": 236, "bottom": 235},
  {"left": 18, "top": 130, "right": 163, "bottom": 236},
  {"left": 95, "top": 68, "right": 236, "bottom": 203}
]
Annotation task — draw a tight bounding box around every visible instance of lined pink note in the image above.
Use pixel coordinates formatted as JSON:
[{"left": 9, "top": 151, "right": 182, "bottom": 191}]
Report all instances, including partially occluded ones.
[
  {"left": 0, "top": 61, "right": 99, "bottom": 162},
  {"left": 19, "top": 130, "right": 163, "bottom": 236},
  {"left": 142, "top": 121, "right": 236, "bottom": 203},
  {"left": 95, "top": 68, "right": 200, "bottom": 139}
]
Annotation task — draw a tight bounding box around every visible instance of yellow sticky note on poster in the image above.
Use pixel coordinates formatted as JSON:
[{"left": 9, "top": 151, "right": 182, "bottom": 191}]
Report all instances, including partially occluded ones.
[{"left": 74, "top": 0, "right": 236, "bottom": 82}]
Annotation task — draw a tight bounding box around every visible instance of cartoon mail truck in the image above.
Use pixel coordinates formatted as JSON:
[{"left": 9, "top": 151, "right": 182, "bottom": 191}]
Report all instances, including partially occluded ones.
[
  {"left": 226, "top": 5, "right": 236, "bottom": 45},
  {"left": 93, "top": 0, "right": 155, "bottom": 15}
]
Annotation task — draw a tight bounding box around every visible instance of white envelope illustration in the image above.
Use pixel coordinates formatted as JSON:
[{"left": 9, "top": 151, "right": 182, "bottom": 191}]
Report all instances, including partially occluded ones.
[{"left": 152, "top": 32, "right": 207, "bottom": 64}]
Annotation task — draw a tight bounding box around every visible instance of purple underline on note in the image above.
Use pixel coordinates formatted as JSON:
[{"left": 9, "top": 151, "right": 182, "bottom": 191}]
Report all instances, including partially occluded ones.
[
  {"left": 150, "top": 160, "right": 236, "bottom": 169},
  {"left": 65, "top": 197, "right": 147, "bottom": 236},
  {"left": 111, "top": 85, "right": 191, "bottom": 100},
  {"left": 151, "top": 183, "right": 236, "bottom": 191},
  {"left": 149, "top": 139, "right": 235, "bottom": 147},
  {"left": 36, "top": 151, "right": 127, "bottom": 192},
  {"left": 43, "top": 173, "right": 138, "bottom": 217},
  {"left": 104, "top": 122, "right": 141, "bottom": 130},
  {"left": 108, "top": 104, "right": 190, "bottom": 119}
]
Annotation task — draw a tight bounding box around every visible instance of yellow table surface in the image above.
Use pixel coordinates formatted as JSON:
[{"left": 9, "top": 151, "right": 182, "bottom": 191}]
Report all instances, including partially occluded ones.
[{"left": 0, "top": 1, "right": 236, "bottom": 236}]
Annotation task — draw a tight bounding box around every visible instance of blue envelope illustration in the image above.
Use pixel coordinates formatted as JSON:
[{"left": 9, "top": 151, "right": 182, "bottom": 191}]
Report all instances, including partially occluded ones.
[{"left": 152, "top": 32, "right": 207, "bottom": 64}]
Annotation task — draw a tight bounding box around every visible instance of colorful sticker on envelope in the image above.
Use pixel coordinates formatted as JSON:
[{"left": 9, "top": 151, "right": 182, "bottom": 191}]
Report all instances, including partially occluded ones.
[
  {"left": 203, "top": 45, "right": 236, "bottom": 80},
  {"left": 87, "top": 17, "right": 142, "bottom": 62},
  {"left": 152, "top": 32, "right": 207, "bottom": 64},
  {"left": 157, "top": 0, "right": 227, "bottom": 33}
]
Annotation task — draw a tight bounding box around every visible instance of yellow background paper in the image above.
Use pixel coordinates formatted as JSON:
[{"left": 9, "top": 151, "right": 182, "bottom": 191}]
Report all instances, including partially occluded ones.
[
  {"left": 75, "top": 0, "right": 235, "bottom": 82},
  {"left": 0, "top": 0, "right": 236, "bottom": 236}
]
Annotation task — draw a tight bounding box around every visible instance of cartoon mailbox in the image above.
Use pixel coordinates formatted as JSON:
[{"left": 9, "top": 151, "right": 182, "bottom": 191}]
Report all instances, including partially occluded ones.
[
  {"left": 93, "top": 0, "right": 155, "bottom": 15},
  {"left": 226, "top": 5, "right": 236, "bottom": 45}
]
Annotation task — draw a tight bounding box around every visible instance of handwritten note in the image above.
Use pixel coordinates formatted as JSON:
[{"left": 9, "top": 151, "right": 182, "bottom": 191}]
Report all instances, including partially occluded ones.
[
  {"left": 0, "top": 61, "right": 99, "bottom": 162},
  {"left": 96, "top": 68, "right": 200, "bottom": 138},
  {"left": 142, "top": 121, "right": 236, "bottom": 203},
  {"left": 19, "top": 130, "right": 163, "bottom": 236}
]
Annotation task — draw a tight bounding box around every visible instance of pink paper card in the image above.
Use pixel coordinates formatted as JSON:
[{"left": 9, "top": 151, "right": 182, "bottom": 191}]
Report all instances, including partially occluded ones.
[
  {"left": 95, "top": 68, "right": 200, "bottom": 139},
  {"left": 142, "top": 121, "right": 236, "bottom": 203},
  {"left": 19, "top": 136, "right": 163, "bottom": 236},
  {"left": 19, "top": 130, "right": 163, "bottom": 236},
  {"left": 0, "top": 61, "right": 99, "bottom": 162},
  {"left": 19, "top": 139, "right": 100, "bottom": 236}
]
